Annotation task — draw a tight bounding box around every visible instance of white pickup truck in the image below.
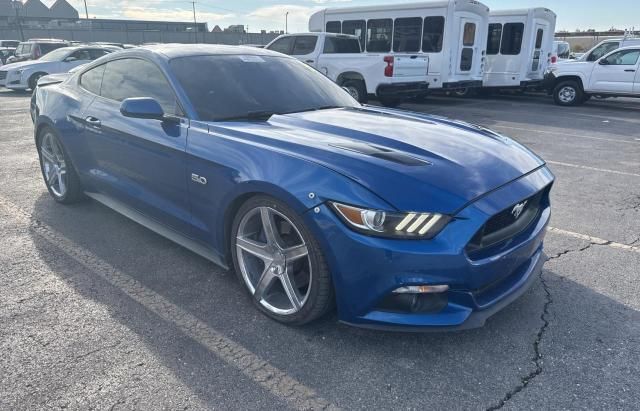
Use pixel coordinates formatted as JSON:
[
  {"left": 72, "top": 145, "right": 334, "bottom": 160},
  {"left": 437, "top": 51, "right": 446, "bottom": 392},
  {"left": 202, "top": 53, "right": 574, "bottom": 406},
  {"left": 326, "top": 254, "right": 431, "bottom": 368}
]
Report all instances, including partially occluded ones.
[
  {"left": 545, "top": 45, "right": 640, "bottom": 105},
  {"left": 265, "top": 32, "right": 429, "bottom": 107}
]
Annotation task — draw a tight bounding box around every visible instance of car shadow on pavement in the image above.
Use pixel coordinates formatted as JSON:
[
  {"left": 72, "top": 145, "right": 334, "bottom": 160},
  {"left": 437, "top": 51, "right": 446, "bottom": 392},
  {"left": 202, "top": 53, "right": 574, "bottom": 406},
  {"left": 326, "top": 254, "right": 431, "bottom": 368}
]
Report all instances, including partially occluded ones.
[{"left": 28, "top": 192, "right": 639, "bottom": 409}]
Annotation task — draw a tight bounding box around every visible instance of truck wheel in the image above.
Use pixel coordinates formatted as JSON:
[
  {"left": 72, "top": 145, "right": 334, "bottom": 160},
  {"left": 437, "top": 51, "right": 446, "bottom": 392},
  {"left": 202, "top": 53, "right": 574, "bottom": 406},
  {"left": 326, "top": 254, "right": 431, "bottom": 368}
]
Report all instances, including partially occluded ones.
[
  {"left": 553, "top": 80, "right": 584, "bottom": 106},
  {"left": 379, "top": 97, "right": 401, "bottom": 108},
  {"left": 342, "top": 80, "right": 368, "bottom": 103}
]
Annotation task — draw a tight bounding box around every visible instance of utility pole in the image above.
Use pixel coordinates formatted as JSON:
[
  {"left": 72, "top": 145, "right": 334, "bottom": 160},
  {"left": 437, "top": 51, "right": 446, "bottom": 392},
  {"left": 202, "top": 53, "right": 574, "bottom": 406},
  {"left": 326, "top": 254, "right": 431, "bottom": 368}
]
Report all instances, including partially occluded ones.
[
  {"left": 83, "top": 0, "right": 89, "bottom": 19},
  {"left": 12, "top": 1, "right": 24, "bottom": 42},
  {"left": 192, "top": 1, "right": 198, "bottom": 44},
  {"left": 285, "top": 11, "right": 289, "bottom": 34}
]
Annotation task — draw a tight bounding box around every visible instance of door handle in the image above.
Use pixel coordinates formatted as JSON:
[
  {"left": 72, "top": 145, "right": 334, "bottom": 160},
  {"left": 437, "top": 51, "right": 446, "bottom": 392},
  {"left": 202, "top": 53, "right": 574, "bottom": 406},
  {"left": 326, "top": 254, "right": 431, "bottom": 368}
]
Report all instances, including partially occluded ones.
[
  {"left": 624, "top": 69, "right": 636, "bottom": 72},
  {"left": 85, "top": 116, "right": 101, "bottom": 127},
  {"left": 305, "top": 59, "right": 315, "bottom": 63}
]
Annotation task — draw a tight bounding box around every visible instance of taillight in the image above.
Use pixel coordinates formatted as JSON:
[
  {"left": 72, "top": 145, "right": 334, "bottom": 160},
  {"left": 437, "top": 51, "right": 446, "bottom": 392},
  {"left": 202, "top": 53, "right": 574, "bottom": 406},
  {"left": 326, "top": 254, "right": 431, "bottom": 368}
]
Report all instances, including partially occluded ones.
[
  {"left": 551, "top": 56, "right": 557, "bottom": 64},
  {"left": 384, "top": 55, "right": 394, "bottom": 77}
]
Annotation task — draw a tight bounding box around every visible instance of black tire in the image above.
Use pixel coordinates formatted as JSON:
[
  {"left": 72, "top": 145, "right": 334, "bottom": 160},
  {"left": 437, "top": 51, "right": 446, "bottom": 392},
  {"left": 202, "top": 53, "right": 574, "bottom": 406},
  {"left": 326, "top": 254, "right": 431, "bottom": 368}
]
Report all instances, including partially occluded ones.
[
  {"left": 28, "top": 72, "right": 47, "bottom": 91},
  {"left": 452, "top": 88, "right": 475, "bottom": 98},
  {"left": 553, "top": 80, "right": 584, "bottom": 106},
  {"left": 37, "top": 127, "right": 84, "bottom": 204},
  {"left": 230, "top": 195, "right": 334, "bottom": 325},
  {"left": 342, "top": 79, "right": 368, "bottom": 103},
  {"left": 379, "top": 97, "right": 401, "bottom": 108}
]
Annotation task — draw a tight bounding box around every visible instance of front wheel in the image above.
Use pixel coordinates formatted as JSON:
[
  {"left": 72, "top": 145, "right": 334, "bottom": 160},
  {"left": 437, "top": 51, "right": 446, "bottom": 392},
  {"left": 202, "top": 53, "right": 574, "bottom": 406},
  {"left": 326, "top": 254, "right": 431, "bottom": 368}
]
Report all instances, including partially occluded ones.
[
  {"left": 342, "top": 79, "right": 368, "bottom": 103},
  {"left": 553, "top": 80, "right": 584, "bottom": 106},
  {"left": 37, "top": 128, "right": 84, "bottom": 204},
  {"left": 231, "top": 196, "right": 334, "bottom": 325},
  {"left": 28, "top": 72, "right": 46, "bottom": 91}
]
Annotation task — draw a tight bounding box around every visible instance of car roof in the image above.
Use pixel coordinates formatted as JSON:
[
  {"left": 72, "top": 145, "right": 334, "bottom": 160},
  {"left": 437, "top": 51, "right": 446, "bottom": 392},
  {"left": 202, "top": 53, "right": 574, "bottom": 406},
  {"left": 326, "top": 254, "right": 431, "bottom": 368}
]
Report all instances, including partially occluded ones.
[{"left": 108, "top": 43, "right": 289, "bottom": 60}]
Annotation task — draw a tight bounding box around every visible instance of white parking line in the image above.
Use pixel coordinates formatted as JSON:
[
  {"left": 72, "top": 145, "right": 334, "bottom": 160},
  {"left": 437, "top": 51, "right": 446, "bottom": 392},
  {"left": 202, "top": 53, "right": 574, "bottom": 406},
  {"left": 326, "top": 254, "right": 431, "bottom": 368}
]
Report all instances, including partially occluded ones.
[
  {"left": 545, "top": 160, "right": 640, "bottom": 178},
  {"left": 0, "top": 196, "right": 337, "bottom": 411},
  {"left": 548, "top": 227, "right": 640, "bottom": 254},
  {"left": 492, "top": 125, "right": 640, "bottom": 145}
]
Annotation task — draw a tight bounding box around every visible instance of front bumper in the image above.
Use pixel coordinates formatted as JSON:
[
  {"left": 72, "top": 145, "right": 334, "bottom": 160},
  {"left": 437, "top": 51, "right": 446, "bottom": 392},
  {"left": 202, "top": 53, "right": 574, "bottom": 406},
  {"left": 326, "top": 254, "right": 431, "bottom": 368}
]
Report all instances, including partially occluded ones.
[
  {"left": 305, "top": 166, "right": 554, "bottom": 331},
  {"left": 376, "top": 82, "right": 429, "bottom": 98}
]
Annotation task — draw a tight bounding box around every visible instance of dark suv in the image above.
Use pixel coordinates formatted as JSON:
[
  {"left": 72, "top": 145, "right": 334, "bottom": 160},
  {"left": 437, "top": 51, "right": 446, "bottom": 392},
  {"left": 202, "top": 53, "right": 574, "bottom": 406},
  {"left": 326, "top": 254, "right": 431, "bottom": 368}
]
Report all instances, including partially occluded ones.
[{"left": 8, "top": 39, "right": 69, "bottom": 63}]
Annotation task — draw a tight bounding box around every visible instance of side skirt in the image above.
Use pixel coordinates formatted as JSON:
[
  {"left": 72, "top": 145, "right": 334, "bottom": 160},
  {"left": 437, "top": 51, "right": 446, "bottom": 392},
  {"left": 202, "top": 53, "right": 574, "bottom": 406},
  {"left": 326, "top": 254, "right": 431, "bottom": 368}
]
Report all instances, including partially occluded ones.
[{"left": 85, "top": 192, "right": 229, "bottom": 270}]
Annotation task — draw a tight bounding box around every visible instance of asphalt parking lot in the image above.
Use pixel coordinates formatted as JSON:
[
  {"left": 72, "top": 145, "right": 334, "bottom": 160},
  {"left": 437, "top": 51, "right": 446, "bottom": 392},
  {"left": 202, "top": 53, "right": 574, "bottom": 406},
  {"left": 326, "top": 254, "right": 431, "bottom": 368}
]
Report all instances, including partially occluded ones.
[{"left": 1, "top": 89, "right": 639, "bottom": 410}]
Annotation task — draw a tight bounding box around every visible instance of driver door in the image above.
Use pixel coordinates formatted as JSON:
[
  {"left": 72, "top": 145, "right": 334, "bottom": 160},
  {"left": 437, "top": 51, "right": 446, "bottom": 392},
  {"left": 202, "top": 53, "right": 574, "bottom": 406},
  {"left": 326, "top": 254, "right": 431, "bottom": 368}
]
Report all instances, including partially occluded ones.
[{"left": 589, "top": 48, "right": 640, "bottom": 93}]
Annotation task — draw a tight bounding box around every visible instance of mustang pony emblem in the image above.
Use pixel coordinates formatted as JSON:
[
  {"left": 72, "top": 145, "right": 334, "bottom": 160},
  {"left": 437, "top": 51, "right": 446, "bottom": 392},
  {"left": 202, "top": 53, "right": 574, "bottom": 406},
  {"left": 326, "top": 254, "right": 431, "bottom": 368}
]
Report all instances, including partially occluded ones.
[{"left": 511, "top": 201, "right": 528, "bottom": 219}]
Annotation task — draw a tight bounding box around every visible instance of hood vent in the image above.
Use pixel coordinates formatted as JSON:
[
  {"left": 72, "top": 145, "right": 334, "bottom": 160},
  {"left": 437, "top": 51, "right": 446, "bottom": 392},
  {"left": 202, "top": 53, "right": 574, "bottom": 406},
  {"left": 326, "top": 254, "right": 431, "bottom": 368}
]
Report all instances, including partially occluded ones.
[{"left": 330, "top": 142, "right": 431, "bottom": 167}]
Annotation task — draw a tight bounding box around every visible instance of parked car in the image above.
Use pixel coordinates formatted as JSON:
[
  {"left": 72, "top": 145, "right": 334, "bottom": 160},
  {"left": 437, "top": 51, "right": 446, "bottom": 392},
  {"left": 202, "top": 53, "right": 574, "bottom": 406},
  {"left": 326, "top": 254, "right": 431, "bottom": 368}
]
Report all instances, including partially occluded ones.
[
  {"left": 483, "top": 8, "right": 557, "bottom": 91},
  {"left": 0, "top": 40, "right": 20, "bottom": 48},
  {"left": 0, "top": 47, "right": 16, "bottom": 65},
  {"left": 6, "top": 39, "right": 69, "bottom": 64},
  {"left": 31, "top": 44, "right": 554, "bottom": 330},
  {"left": 309, "top": 0, "right": 490, "bottom": 93},
  {"left": 545, "top": 45, "right": 640, "bottom": 105},
  {"left": 265, "top": 32, "right": 429, "bottom": 106},
  {"left": 0, "top": 45, "right": 114, "bottom": 90},
  {"left": 578, "top": 36, "right": 640, "bottom": 62}
]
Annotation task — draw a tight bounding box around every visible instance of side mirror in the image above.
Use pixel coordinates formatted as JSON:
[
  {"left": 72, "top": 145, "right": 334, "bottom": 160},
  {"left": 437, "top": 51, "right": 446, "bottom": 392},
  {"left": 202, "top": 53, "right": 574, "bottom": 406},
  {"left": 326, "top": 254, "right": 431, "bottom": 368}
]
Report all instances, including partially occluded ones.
[
  {"left": 598, "top": 59, "right": 609, "bottom": 65},
  {"left": 64, "top": 56, "right": 78, "bottom": 62},
  {"left": 120, "top": 97, "right": 165, "bottom": 120}
]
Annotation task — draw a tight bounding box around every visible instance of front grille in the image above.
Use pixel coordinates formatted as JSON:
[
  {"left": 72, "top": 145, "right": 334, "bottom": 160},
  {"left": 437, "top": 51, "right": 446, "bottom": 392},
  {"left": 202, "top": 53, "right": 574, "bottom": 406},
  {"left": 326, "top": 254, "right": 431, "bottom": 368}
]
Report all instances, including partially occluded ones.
[
  {"left": 0, "top": 71, "right": 6, "bottom": 81},
  {"left": 466, "top": 186, "right": 550, "bottom": 254}
]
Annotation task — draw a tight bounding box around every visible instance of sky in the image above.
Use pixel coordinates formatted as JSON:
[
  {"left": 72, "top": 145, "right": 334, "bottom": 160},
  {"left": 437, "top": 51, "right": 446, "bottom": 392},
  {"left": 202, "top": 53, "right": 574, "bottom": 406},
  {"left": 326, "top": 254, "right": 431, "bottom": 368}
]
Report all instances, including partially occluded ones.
[{"left": 42, "top": 0, "right": 640, "bottom": 33}]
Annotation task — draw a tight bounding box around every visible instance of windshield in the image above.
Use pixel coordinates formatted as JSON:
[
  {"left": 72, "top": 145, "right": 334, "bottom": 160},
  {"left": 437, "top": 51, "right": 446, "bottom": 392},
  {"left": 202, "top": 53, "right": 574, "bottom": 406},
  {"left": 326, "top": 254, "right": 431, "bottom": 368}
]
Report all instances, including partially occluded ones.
[
  {"left": 169, "top": 54, "right": 359, "bottom": 121},
  {"left": 15, "top": 44, "right": 32, "bottom": 56},
  {"left": 39, "top": 47, "right": 71, "bottom": 62}
]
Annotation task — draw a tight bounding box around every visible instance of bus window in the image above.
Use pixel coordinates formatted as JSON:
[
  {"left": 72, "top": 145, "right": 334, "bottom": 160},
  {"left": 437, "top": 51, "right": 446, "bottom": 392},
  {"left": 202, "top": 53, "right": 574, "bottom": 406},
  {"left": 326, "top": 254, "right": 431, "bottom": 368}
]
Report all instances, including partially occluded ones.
[
  {"left": 487, "top": 23, "right": 502, "bottom": 55},
  {"left": 422, "top": 16, "right": 445, "bottom": 53},
  {"left": 393, "top": 17, "right": 422, "bottom": 53},
  {"left": 366, "top": 19, "right": 393, "bottom": 52},
  {"left": 501, "top": 23, "right": 524, "bottom": 55},
  {"left": 343, "top": 20, "right": 366, "bottom": 50},
  {"left": 326, "top": 21, "right": 341, "bottom": 33}
]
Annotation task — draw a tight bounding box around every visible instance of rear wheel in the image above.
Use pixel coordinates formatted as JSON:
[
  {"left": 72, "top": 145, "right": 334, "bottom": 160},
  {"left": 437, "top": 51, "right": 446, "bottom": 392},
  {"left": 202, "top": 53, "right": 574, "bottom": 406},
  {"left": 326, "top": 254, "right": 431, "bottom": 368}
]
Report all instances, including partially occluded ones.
[
  {"left": 37, "top": 128, "right": 84, "bottom": 204},
  {"left": 553, "top": 80, "right": 583, "bottom": 106},
  {"left": 342, "top": 79, "right": 368, "bottom": 103},
  {"left": 379, "top": 97, "right": 401, "bottom": 108},
  {"left": 231, "top": 195, "right": 334, "bottom": 325}
]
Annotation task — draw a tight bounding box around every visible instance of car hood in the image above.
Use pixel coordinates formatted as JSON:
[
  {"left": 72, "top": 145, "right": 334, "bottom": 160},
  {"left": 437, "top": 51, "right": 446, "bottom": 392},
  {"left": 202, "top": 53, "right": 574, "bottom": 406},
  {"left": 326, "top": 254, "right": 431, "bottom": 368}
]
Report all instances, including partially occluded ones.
[
  {"left": 209, "top": 107, "right": 545, "bottom": 214},
  {"left": 553, "top": 60, "right": 592, "bottom": 69},
  {"left": 0, "top": 60, "right": 44, "bottom": 71}
]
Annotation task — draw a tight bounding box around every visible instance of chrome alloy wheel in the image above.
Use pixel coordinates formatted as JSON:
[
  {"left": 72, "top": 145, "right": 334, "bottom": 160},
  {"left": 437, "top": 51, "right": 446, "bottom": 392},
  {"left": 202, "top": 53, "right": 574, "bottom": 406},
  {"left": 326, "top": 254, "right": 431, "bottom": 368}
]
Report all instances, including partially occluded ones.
[
  {"left": 236, "top": 206, "right": 312, "bottom": 315},
  {"left": 40, "top": 132, "right": 67, "bottom": 198},
  {"left": 558, "top": 86, "right": 576, "bottom": 104}
]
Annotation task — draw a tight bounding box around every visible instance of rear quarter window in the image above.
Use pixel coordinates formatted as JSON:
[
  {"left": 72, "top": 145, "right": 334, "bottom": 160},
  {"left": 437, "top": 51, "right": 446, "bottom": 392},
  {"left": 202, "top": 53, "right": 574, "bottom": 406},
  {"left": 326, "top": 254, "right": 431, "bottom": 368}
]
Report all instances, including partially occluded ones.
[
  {"left": 323, "top": 37, "right": 361, "bottom": 53},
  {"left": 79, "top": 64, "right": 106, "bottom": 95}
]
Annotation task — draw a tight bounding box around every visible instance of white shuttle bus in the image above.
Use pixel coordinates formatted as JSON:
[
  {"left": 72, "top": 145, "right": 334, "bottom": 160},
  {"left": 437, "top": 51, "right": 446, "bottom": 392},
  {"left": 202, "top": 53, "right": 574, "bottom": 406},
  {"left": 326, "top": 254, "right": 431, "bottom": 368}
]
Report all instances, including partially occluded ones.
[
  {"left": 309, "top": 0, "right": 490, "bottom": 91},
  {"left": 483, "top": 8, "right": 556, "bottom": 89}
]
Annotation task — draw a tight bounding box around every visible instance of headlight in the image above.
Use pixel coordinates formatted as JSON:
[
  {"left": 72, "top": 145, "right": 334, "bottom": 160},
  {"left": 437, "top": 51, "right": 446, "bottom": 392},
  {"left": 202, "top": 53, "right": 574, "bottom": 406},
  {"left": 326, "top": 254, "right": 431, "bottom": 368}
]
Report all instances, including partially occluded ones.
[{"left": 329, "top": 202, "right": 451, "bottom": 239}]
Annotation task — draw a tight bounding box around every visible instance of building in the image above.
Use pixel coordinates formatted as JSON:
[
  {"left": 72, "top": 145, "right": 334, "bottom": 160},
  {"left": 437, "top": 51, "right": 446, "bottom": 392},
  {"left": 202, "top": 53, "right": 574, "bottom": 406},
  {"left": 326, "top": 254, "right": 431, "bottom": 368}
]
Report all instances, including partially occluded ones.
[{"left": 224, "top": 24, "right": 245, "bottom": 33}]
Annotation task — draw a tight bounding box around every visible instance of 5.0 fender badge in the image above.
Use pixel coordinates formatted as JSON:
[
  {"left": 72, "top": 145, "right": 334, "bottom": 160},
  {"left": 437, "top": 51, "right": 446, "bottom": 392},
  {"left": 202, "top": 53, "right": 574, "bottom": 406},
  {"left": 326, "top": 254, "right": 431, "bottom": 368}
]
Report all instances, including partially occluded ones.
[{"left": 191, "top": 173, "right": 207, "bottom": 185}]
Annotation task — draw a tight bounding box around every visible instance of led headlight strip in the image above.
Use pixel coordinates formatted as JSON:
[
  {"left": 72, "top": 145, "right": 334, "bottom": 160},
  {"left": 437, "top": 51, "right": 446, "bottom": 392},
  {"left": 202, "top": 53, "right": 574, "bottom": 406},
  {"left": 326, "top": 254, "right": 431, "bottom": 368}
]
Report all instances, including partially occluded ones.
[{"left": 330, "top": 202, "right": 450, "bottom": 239}]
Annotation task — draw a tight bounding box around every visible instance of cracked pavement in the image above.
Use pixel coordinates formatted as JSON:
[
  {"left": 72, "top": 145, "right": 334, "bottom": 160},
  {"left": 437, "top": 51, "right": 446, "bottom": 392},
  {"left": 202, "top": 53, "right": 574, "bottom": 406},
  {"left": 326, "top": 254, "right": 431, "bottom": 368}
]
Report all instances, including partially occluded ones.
[{"left": 1, "top": 90, "right": 639, "bottom": 409}]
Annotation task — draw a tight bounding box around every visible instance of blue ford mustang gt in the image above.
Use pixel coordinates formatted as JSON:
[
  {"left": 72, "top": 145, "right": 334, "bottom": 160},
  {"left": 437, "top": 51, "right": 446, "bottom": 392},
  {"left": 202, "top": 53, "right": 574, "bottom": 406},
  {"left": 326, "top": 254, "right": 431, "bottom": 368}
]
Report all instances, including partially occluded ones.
[{"left": 31, "top": 45, "right": 554, "bottom": 330}]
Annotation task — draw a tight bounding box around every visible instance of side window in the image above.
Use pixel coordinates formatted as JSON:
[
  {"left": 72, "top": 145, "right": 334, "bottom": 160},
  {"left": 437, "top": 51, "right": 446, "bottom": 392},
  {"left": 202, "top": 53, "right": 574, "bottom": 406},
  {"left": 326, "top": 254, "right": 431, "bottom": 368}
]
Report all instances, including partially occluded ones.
[
  {"left": 463, "top": 23, "right": 476, "bottom": 46},
  {"left": 342, "top": 20, "right": 366, "bottom": 50},
  {"left": 69, "top": 50, "right": 91, "bottom": 61},
  {"left": 326, "top": 21, "right": 341, "bottom": 33},
  {"left": 602, "top": 49, "right": 640, "bottom": 65},
  {"left": 324, "top": 37, "right": 361, "bottom": 53},
  {"left": 535, "top": 29, "right": 544, "bottom": 49},
  {"left": 267, "top": 37, "right": 294, "bottom": 55},
  {"left": 79, "top": 64, "right": 106, "bottom": 95},
  {"left": 501, "top": 23, "right": 524, "bottom": 55},
  {"left": 292, "top": 36, "right": 318, "bottom": 55},
  {"left": 89, "top": 49, "right": 111, "bottom": 60},
  {"left": 487, "top": 23, "right": 502, "bottom": 55},
  {"left": 393, "top": 17, "right": 422, "bottom": 53},
  {"left": 422, "top": 16, "right": 445, "bottom": 53},
  {"left": 100, "top": 59, "right": 179, "bottom": 115},
  {"left": 366, "top": 19, "right": 393, "bottom": 52},
  {"left": 587, "top": 42, "right": 620, "bottom": 62}
]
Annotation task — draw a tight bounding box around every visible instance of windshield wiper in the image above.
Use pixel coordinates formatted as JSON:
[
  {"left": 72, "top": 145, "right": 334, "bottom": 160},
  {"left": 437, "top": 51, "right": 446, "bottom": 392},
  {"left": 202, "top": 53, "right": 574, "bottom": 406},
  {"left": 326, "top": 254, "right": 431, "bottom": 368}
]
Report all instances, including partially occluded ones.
[{"left": 281, "top": 105, "right": 345, "bottom": 115}]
